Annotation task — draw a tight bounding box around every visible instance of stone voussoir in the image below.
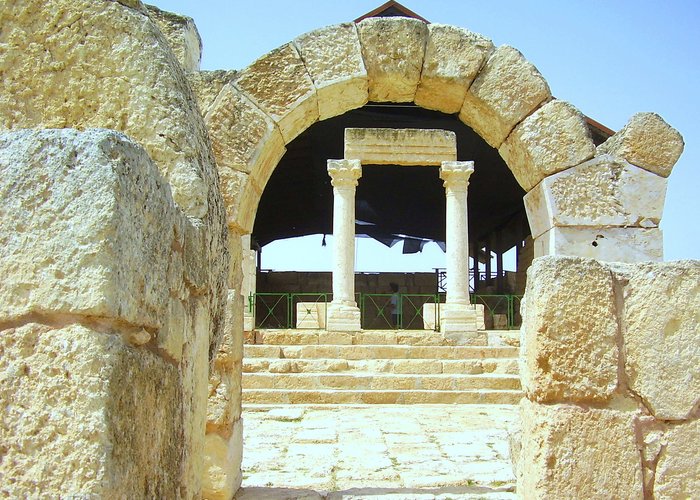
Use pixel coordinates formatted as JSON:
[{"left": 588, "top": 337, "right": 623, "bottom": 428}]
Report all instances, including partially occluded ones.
[
  {"left": 293, "top": 22, "right": 369, "bottom": 120},
  {"left": 357, "top": 17, "right": 429, "bottom": 103},
  {"left": 415, "top": 23, "right": 495, "bottom": 114},
  {"left": 596, "top": 112, "right": 684, "bottom": 177},
  {"left": 459, "top": 45, "right": 551, "bottom": 149},
  {"left": 234, "top": 43, "right": 319, "bottom": 144},
  {"left": 500, "top": 99, "right": 596, "bottom": 192}
]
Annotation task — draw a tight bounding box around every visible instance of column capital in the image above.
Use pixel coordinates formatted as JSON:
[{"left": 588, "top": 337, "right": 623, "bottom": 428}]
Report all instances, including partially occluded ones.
[
  {"left": 440, "top": 160, "right": 474, "bottom": 190},
  {"left": 327, "top": 159, "right": 362, "bottom": 188}
]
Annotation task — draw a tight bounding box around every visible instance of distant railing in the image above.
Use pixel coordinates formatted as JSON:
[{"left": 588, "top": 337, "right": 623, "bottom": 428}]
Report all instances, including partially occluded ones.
[{"left": 249, "top": 292, "right": 522, "bottom": 330}]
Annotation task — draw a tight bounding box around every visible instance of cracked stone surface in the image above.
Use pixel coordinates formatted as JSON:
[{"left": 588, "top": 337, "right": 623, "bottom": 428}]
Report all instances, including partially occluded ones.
[{"left": 238, "top": 404, "right": 518, "bottom": 499}]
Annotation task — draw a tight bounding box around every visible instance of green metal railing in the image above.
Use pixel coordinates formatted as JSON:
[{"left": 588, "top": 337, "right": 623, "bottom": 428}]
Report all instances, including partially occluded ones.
[{"left": 249, "top": 292, "right": 523, "bottom": 330}]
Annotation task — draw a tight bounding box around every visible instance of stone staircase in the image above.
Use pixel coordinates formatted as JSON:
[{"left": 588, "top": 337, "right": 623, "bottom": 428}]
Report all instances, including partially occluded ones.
[{"left": 243, "top": 329, "right": 522, "bottom": 404}]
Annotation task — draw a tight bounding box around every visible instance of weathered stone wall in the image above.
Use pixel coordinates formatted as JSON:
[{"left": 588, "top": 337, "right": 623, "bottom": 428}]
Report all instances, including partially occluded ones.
[
  {"left": 0, "top": 0, "right": 231, "bottom": 496},
  {"left": 0, "top": 129, "right": 209, "bottom": 496},
  {"left": 515, "top": 256, "right": 699, "bottom": 499}
]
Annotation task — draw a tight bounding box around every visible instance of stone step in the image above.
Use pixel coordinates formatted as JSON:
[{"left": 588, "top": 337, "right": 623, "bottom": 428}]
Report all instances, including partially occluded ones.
[
  {"left": 243, "top": 373, "right": 520, "bottom": 391},
  {"left": 243, "top": 357, "right": 519, "bottom": 375},
  {"left": 252, "top": 329, "right": 498, "bottom": 346},
  {"left": 243, "top": 388, "right": 523, "bottom": 405},
  {"left": 244, "top": 344, "right": 519, "bottom": 361}
]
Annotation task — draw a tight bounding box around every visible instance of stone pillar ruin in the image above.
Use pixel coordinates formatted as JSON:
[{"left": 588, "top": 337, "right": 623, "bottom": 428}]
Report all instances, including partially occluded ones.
[
  {"left": 439, "top": 161, "right": 479, "bottom": 335},
  {"left": 241, "top": 235, "right": 257, "bottom": 331},
  {"left": 326, "top": 159, "right": 362, "bottom": 331}
]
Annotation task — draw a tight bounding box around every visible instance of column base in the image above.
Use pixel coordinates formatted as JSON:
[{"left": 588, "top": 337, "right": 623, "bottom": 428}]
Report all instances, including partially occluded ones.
[
  {"left": 326, "top": 301, "right": 361, "bottom": 331},
  {"left": 440, "top": 303, "right": 487, "bottom": 345}
]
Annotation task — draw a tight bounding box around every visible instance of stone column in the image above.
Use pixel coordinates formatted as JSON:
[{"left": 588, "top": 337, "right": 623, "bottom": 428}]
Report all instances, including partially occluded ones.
[
  {"left": 440, "top": 161, "right": 480, "bottom": 337},
  {"left": 326, "top": 159, "right": 362, "bottom": 331}
]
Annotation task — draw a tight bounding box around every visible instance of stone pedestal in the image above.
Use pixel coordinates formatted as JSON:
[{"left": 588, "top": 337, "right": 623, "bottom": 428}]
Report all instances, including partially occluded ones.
[
  {"left": 439, "top": 161, "right": 476, "bottom": 333},
  {"left": 327, "top": 159, "right": 362, "bottom": 331}
]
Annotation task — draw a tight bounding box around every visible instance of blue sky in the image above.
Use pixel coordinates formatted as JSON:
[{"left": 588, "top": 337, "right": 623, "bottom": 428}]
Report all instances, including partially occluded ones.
[{"left": 154, "top": 0, "right": 699, "bottom": 269}]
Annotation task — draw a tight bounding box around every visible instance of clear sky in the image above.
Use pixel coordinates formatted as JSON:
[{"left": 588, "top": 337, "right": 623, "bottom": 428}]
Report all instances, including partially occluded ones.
[{"left": 153, "top": 0, "right": 699, "bottom": 270}]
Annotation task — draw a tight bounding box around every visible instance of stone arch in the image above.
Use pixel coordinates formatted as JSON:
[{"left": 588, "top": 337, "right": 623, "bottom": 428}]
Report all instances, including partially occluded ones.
[
  {"left": 194, "top": 16, "right": 685, "bottom": 497},
  {"left": 199, "top": 16, "right": 682, "bottom": 262}
]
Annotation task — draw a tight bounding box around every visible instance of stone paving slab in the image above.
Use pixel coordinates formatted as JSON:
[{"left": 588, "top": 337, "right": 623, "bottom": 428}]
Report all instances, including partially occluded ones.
[{"left": 239, "top": 404, "right": 518, "bottom": 499}]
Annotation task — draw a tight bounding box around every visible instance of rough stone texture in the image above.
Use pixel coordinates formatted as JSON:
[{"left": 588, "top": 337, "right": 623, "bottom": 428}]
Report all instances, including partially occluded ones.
[
  {"left": 204, "top": 83, "right": 286, "bottom": 231},
  {"left": 518, "top": 399, "right": 644, "bottom": 499},
  {"left": 0, "top": 0, "right": 215, "bottom": 218},
  {"left": 524, "top": 155, "right": 668, "bottom": 239},
  {"left": 344, "top": 127, "right": 457, "bottom": 165},
  {"left": 597, "top": 112, "right": 684, "bottom": 177},
  {"left": 234, "top": 43, "right": 318, "bottom": 143},
  {"left": 357, "top": 17, "right": 429, "bottom": 103},
  {"left": 294, "top": 23, "right": 368, "bottom": 120},
  {"left": 521, "top": 256, "right": 618, "bottom": 403},
  {"left": 188, "top": 70, "right": 238, "bottom": 116},
  {"left": 534, "top": 226, "right": 663, "bottom": 263},
  {"left": 500, "top": 100, "right": 596, "bottom": 191},
  {"left": 415, "top": 24, "right": 494, "bottom": 114},
  {"left": 146, "top": 4, "right": 202, "bottom": 72},
  {"left": 0, "top": 129, "right": 180, "bottom": 330},
  {"left": 202, "top": 420, "right": 243, "bottom": 500},
  {"left": 0, "top": 0, "right": 228, "bottom": 364},
  {"left": 0, "top": 323, "right": 182, "bottom": 497},
  {"left": 614, "top": 261, "right": 700, "bottom": 420},
  {"left": 207, "top": 361, "right": 242, "bottom": 435},
  {"left": 653, "top": 419, "right": 700, "bottom": 498},
  {"left": 0, "top": 129, "right": 218, "bottom": 496},
  {"left": 459, "top": 45, "right": 551, "bottom": 148}
]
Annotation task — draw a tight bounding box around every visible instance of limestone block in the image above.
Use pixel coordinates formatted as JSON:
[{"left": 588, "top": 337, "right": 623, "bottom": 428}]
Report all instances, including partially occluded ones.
[
  {"left": 187, "top": 70, "right": 238, "bottom": 116},
  {"left": 0, "top": 323, "right": 183, "bottom": 497},
  {"left": 344, "top": 127, "right": 456, "bottom": 165},
  {"left": 218, "top": 291, "right": 244, "bottom": 368},
  {"left": 654, "top": 420, "right": 700, "bottom": 498},
  {"left": 234, "top": 43, "right": 319, "bottom": 143},
  {"left": 207, "top": 362, "right": 242, "bottom": 434},
  {"left": 459, "top": 45, "right": 551, "bottom": 148},
  {"left": 296, "top": 302, "right": 328, "bottom": 329},
  {"left": 518, "top": 399, "right": 643, "bottom": 499},
  {"left": 357, "top": 17, "right": 428, "bottom": 102},
  {"left": 0, "top": 0, "right": 217, "bottom": 218},
  {"left": 500, "top": 100, "right": 596, "bottom": 191},
  {"left": 422, "top": 303, "right": 486, "bottom": 331},
  {"left": 0, "top": 129, "right": 183, "bottom": 329},
  {"left": 415, "top": 24, "right": 494, "bottom": 113},
  {"left": 534, "top": 226, "right": 663, "bottom": 262},
  {"left": 521, "top": 256, "right": 618, "bottom": 403},
  {"left": 205, "top": 83, "right": 286, "bottom": 194},
  {"left": 202, "top": 419, "right": 243, "bottom": 500},
  {"left": 294, "top": 23, "right": 368, "bottom": 120},
  {"left": 525, "top": 155, "right": 668, "bottom": 239},
  {"left": 146, "top": 5, "right": 202, "bottom": 72},
  {"left": 614, "top": 261, "right": 700, "bottom": 420},
  {"left": 597, "top": 112, "right": 684, "bottom": 177}
]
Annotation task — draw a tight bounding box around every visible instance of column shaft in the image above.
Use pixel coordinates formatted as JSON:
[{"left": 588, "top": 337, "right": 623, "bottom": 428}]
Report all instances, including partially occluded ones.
[
  {"left": 439, "top": 161, "right": 484, "bottom": 341},
  {"left": 326, "top": 159, "right": 362, "bottom": 331}
]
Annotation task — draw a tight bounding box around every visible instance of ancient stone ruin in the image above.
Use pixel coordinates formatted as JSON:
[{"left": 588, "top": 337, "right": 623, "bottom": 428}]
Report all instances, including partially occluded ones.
[{"left": 0, "top": 1, "right": 697, "bottom": 498}]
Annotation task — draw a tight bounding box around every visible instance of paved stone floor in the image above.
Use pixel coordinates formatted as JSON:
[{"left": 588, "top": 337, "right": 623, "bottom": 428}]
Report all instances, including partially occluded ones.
[{"left": 237, "top": 404, "right": 518, "bottom": 499}]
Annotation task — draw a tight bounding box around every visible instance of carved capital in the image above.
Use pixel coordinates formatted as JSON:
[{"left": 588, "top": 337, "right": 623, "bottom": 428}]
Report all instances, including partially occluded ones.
[
  {"left": 327, "top": 159, "right": 362, "bottom": 188},
  {"left": 440, "top": 160, "right": 474, "bottom": 191}
]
